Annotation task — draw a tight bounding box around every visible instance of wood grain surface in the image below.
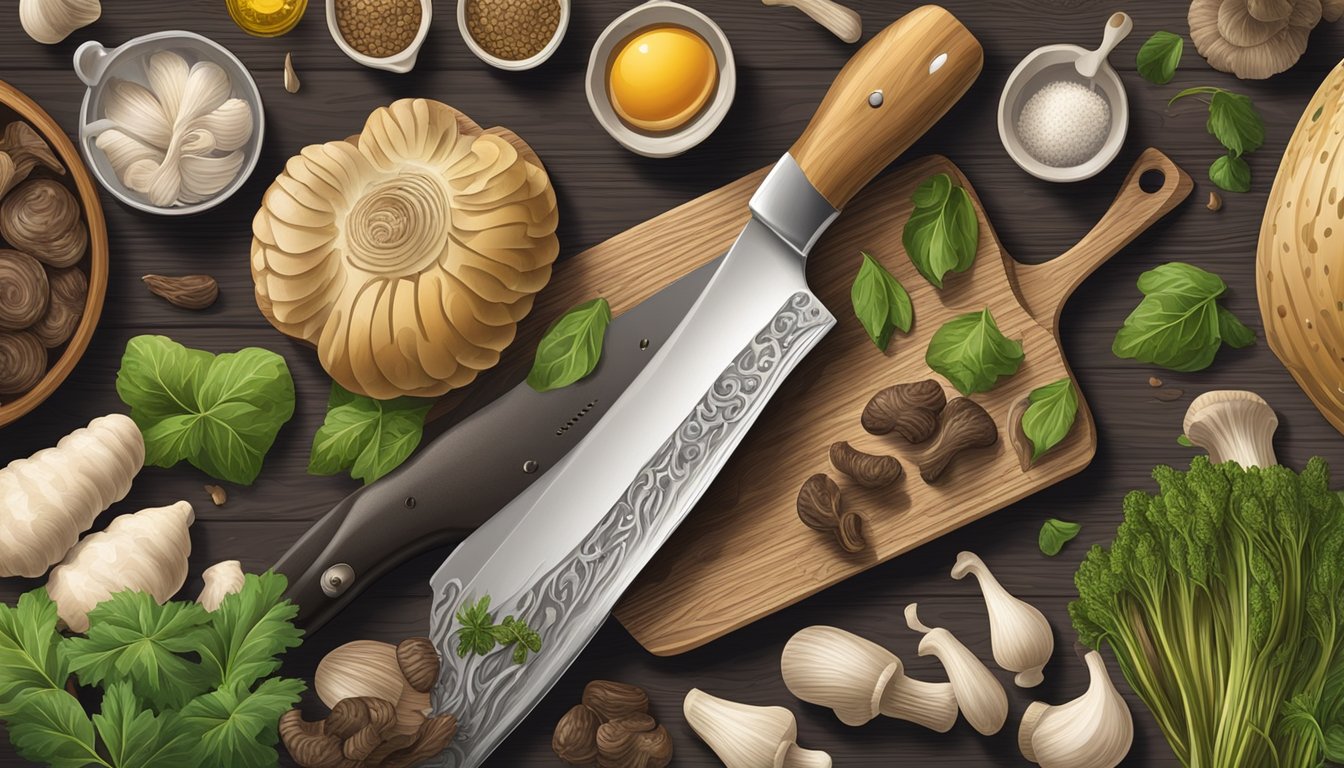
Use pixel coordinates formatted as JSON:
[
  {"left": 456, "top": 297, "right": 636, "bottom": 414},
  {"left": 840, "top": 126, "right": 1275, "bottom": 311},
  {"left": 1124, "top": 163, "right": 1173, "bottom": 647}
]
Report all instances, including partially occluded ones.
[
  {"left": 615, "top": 148, "right": 1191, "bottom": 656},
  {"left": 0, "top": 1, "right": 1342, "bottom": 766}
]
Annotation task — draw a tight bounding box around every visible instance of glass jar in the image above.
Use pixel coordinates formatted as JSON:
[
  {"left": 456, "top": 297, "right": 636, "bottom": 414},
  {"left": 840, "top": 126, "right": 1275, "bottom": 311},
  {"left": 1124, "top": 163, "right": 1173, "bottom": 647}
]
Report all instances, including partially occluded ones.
[{"left": 226, "top": 0, "right": 308, "bottom": 37}]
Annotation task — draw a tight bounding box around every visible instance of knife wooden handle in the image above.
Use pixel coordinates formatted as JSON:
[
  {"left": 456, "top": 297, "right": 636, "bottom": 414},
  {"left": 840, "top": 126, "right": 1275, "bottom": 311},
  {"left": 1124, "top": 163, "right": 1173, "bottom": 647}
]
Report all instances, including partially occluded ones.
[{"left": 790, "top": 5, "right": 982, "bottom": 209}]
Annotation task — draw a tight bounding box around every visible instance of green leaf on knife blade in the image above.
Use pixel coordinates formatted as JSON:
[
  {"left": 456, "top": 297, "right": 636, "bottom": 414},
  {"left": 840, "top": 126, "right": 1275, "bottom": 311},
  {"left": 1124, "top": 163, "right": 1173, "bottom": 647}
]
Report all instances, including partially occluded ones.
[
  {"left": 1209, "top": 153, "right": 1251, "bottom": 193},
  {"left": 528, "top": 298, "right": 612, "bottom": 392},
  {"left": 902, "top": 173, "right": 978, "bottom": 289},
  {"left": 925, "top": 309, "right": 1024, "bottom": 395},
  {"left": 1137, "top": 31, "right": 1183, "bottom": 85},
  {"left": 115, "top": 336, "right": 295, "bottom": 485},
  {"left": 1112, "top": 262, "right": 1254, "bottom": 371},
  {"left": 454, "top": 596, "right": 498, "bottom": 658},
  {"left": 851, "top": 252, "right": 913, "bottom": 351},
  {"left": 1020, "top": 378, "right": 1079, "bottom": 462},
  {"left": 493, "top": 616, "right": 543, "bottom": 665},
  {"left": 308, "top": 383, "right": 433, "bottom": 484},
  {"left": 1039, "top": 518, "right": 1081, "bottom": 557}
]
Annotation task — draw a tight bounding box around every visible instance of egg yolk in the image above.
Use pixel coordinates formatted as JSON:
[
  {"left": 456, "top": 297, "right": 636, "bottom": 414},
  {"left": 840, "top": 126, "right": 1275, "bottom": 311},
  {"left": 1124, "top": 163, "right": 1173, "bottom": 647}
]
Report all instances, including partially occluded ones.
[{"left": 608, "top": 26, "right": 717, "bottom": 133}]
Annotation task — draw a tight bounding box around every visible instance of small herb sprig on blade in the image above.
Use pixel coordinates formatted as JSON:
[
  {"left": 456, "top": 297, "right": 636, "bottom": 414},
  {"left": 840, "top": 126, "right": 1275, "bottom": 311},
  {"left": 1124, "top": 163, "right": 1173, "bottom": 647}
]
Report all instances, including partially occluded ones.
[{"left": 453, "top": 596, "right": 542, "bottom": 664}]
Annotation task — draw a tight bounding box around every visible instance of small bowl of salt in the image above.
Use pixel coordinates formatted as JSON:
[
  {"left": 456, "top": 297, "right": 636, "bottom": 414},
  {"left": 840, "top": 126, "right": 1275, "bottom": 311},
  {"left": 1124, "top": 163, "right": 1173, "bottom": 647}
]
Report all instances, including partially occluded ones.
[{"left": 998, "top": 12, "right": 1132, "bottom": 183}]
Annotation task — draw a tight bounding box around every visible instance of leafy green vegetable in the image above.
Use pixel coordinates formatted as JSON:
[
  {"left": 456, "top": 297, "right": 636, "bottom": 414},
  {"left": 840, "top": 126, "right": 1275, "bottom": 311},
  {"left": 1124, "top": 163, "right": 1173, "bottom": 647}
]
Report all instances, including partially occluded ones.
[
  {"left": 493, "top": 616, "right": 543, "bottom": 665},
  {"left": 0, "top": 574, "right": 304, "bottom": 768},
  {"left": 1209, "top": 153, "right": 1251, "bottom": 193},
  {"left": 850, "top": 252, "right": 913, "bottom": 351},
  {"left": 925, "top": 309, "right": 1024, "bottom": 395},
  {"left": 1071, "top": 457, "right": 1344, "bottom": 768},
  {"left": 528, "top": 298, "right": 611, "bottom": 392},
  {"left": 1112, "top": 262, "right": 1255, "bottom": 371},
  {"left": 1020, "top": 378, "right": 1079, "bottom": 462},
  {"left": 902, "top": 173, "right": 978, "bottom": 288},
  {"left": 308, "top": 383, "right": 433, "bottom": 484},
  {"left": 1177, "top": 434, "right": 1194, "bottom": 447},
  {"left": 1137, "top": 31, "right": 1183, "bottom": 84},
  {"left": 454, "top": 596, "right": 498, "bottom": 658},
  {"left": 1038, "top": 518, "right": 1081, "bottom": 556},
  {"left": 115, "top": 336, "right": 295, "bottom": 485}
]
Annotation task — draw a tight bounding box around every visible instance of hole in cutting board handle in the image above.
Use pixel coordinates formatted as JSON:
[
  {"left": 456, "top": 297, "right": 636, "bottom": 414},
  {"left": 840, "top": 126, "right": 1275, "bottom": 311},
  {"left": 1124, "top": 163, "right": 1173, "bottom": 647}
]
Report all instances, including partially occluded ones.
[{"left": 1139, "top": 169, "right": 1166, "bottom": 193}]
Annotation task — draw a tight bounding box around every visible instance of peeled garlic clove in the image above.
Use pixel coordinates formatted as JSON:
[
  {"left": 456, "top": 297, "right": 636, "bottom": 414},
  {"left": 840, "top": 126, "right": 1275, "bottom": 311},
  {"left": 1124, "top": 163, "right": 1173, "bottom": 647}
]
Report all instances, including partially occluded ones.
[
  {"left": 174, "top": 62, "right": 232, "bottom": 132},
  {"left": 905, "top": 603, "right": 1008, "bottom": 736},
  {"left": 96, "top": 129, "right": 164, "bottom": 185},
  {"left": 197, "top": 560, "right": 245, "bottom": 611},
  {"left": 781, "top": 625, "right": 897, "bottom": 726},
  {"left": 103, "top": 79, "right": 173, "bottom": 149},
  {"left": 683, "top": 688, "right": 831, "bottom": 768},
  {"left": 146, "top": 51, "right": 190, "bottom": 125},
  {"left": 951, "top": 551, "right": 1053, "bottom": 687},
  {"left": 1019, "top": 651, "right": 1133, "bottom": 768},
  {"left": 180, "top": 151, "right": 242, "bottom": 199},
  {"left": 284, "top": 52, "right": 301, "bottom": 94},
  {"left": 192, "top": 98, "right": 254, "bottom": 152},
  {"left": 20, "top": 0, "right": 100, "bottom": 44}
]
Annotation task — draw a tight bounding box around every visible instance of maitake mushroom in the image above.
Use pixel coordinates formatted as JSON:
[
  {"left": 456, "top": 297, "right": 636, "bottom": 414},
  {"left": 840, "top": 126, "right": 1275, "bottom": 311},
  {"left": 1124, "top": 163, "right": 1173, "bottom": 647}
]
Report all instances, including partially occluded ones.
[
  {"left": 1188, "top": 0, "right": 1329, "bottom": 79},
  {"left": 251, "top": 98, "right": 560, "bottom": 399},
  {"left": 0, "top": 178, "right": 88, "bottom": 268}
]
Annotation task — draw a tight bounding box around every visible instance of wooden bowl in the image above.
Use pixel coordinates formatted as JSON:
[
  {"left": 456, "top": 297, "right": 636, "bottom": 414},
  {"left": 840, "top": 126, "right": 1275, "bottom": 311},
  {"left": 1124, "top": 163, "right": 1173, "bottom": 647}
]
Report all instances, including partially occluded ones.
[{"left": 0, "top": 80, "right": 109, "bottom": 429}]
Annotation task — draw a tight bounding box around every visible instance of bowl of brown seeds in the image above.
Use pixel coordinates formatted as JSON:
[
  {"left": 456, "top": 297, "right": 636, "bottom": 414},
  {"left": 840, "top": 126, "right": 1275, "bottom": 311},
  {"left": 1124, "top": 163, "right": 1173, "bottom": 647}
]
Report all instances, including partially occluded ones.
[
  {"left": 326, "top": 0, "right": 432, "bottom": 73},
  {"left": 458, "top": 0, "right": 569, "bottom": 71}
]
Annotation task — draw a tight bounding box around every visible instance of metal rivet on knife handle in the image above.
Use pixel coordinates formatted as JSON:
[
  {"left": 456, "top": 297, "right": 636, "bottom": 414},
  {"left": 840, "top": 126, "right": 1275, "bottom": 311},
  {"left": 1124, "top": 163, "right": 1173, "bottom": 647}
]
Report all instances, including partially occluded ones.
[
  {"left": 321, "top": 563, "right": 355, "bottom": 597},
  {"left": 868, "top": 89, "right": 883, "bottom": 108},
  {"left": 523, "top": 460, "right": 538, "bottom": 474}
]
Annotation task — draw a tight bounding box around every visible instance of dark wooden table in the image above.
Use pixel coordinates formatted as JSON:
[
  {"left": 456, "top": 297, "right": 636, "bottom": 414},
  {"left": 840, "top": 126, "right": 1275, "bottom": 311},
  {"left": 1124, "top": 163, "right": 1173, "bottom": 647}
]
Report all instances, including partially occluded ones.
[{"left": 2, "top": 1, "right": 1342, "bottom": 765}]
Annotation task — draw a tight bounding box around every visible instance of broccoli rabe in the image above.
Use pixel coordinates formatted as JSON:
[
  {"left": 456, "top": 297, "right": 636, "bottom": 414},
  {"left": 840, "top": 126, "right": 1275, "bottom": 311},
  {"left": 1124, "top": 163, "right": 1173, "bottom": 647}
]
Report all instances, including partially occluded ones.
[{"left": 1071, "top": 457, "right": 1344, "bottom": 768}]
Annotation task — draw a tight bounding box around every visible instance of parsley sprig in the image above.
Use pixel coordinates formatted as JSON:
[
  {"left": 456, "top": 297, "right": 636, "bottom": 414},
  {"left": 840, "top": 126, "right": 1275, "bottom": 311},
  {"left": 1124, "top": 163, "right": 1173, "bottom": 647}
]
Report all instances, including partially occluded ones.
[{"left": 453, "top": 596, "right": 542, "bottom": 664}]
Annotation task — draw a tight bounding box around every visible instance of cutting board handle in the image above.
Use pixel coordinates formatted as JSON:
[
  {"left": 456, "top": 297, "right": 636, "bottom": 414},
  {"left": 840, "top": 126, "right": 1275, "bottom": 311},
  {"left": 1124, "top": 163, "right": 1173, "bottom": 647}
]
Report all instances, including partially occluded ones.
[
  {"left": 1014, "top": 148, "right": 1194, "bottom": 331},
  {"left": 790, "top": 5, "right": 982, "bottom": 209}
]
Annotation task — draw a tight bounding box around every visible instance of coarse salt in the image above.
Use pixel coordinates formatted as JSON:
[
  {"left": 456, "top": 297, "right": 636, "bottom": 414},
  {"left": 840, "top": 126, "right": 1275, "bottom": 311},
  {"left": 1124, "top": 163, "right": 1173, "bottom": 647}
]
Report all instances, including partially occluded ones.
[{"left": 1016, "top": 80, "right": 1111, "bottom": 168}]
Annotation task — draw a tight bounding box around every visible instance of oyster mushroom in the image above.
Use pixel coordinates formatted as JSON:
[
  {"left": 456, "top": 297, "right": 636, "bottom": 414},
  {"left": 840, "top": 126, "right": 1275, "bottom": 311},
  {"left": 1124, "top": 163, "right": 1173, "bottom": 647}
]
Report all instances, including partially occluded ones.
[
  {"left": 1188, "top": 0, "right": 1322, "bottom": 79},
  {"left": 0, "top": 122, "right": 63, "bottom": 196},
  {"left": 30, "top": 266, "right": 87, "bottom": 348},
  {"left": 683, "top": 689, "right": 831, "bottom": 768},
  {"left": 0, "top": 179, "right": 88, "bottom": 268},
  {"left": 1182, "top": 390, "right": 1278, "bottom": 468}
]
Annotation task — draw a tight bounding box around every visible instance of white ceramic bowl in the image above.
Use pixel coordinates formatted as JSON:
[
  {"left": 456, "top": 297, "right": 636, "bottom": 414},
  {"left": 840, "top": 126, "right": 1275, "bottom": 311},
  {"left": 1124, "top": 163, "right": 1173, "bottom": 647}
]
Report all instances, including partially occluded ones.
[
  {"left": 73, "top": 31, "right": 265, "bottom": 216},
  {"left": 326, "top": 0, "right": 431, "bottom": 73},
  {"left": 458, "top": 0, "right": 570, "bottom": 71},
  {"left": 586, "top": 0, "right": 735, "bottom": 158},
  {"left": 997, "top": 44, "right": 1128, "bottom": 183}
]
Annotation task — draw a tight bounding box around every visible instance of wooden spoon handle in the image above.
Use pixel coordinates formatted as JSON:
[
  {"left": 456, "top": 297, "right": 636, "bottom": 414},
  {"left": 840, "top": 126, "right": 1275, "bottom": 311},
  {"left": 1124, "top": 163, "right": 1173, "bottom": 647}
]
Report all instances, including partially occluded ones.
[
  {"left": 1013, "top": 148, "right": 1194, "bottom": 332},
  {"left": 763, "top": 0, "right": 863, "bottom": 43}
]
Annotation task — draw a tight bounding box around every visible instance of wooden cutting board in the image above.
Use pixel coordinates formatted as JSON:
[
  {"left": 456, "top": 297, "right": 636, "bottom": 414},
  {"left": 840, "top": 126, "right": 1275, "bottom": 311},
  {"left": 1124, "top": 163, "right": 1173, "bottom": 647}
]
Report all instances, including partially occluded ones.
[{"left": 604, "top": 148, "right": 1193, "bottom": 655}]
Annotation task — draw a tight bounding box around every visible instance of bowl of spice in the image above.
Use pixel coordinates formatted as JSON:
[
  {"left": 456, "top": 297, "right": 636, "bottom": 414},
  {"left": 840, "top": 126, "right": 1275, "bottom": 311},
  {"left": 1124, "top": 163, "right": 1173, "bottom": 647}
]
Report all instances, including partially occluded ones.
[
  {"left": 458, "top": 0, "right": 569, "bottom": 70},
  {"left": 327, "top": 0, "right": 431, "bottom": 73}
]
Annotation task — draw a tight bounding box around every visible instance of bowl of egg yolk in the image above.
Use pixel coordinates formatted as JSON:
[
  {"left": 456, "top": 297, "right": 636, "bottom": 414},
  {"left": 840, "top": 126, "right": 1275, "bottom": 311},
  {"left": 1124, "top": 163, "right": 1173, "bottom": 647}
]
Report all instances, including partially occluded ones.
[{"left": 586, "top": 0, "right": 735, "bottom": 158}]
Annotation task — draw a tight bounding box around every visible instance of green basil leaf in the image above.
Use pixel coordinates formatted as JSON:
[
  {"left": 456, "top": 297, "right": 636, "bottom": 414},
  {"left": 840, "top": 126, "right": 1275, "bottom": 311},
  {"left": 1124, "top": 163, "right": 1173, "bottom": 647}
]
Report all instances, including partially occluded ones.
[
  {"left": 1217, "top": 306, "right": 1256, "bottom": 349},
  {"left": 1209, "top": 153, "right": 1251, "bottom": 193},
  {"left": 527, "top": 298, "right": 611, "bottom": 392},
  {"left": 1112, "top": 263, "right": 1247, "bottom": 371},
  {"left": 1177, "top": 434, "right": 1194, "bottom": 447},
  {"left": 925, "top": 309, "right": 1024, "bottom": 395},
  {"left": 1207, "top": 90, "right": 1264, "bottom": 157},
  {"left": 1039, "top": 518, "right": 1082, "bottom": 557},
  {"left": 1020, "top": 378, "right": 1079, "bottom": 461},
  {"left": 308, "top": 383, "right": 432, "bottom": 484},
  {"left": 902, "top": 173, "right": 979, "bottom": 289},
  {"left": 851, "top": 252, "right": 913, "bottom": 350},
  {"left": 1137, "top": 31, "right": 1183, "bottom": 85},
  {"left": 116, "top": 336, "right": 295, "bottom": 485}
]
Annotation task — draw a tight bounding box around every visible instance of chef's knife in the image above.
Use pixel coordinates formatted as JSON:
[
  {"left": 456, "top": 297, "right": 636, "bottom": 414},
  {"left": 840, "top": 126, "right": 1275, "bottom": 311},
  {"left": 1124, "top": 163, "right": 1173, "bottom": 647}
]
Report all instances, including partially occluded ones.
[
  {"left": 425, "top": 7, "right": 983, "bottom": 766},
  {"left": 274, "top": 259, "right": 721, "bottom": 630}
]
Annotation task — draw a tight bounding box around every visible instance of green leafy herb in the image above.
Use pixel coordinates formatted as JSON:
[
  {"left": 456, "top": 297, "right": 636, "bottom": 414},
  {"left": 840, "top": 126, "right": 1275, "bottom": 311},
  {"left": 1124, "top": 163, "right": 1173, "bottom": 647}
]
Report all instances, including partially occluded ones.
[
  {"left": 493, "top": 616, "right": 543, "bottom": 665},
  {"left": 1112, "top": 262, "right": 1255, "bottom": 371},
  {"left": 1209, "top": 154, "right": 1251, "bottom": 193},
  {"left": 902, "top": 173, "right": 978, "bottom": 288},
  {"left": 454, "top": 596, "right": 498, "bottom": 658},
  {"left": 1039, "top": 518, "right": 1081, "bottom": 556},
  {"left": 0, "top": 574, "right": 304, "bottom": 768},
  {"left": 1020, "top": 378, "right": 1079, "bottom": 462},
  {"left": 925, "top": 309, "right": 1024, "bottom": 395},
  {"left": 308, "top": 383, "right": 433, "bottom": 484},
  {"left": 1137, "top": 31, "right": 1183, "bottom": 85},
  {"left": 528, "top": 298, "right": 612, "bottom": 392},
  {"left": 115, "top": 336, "right": 296, "bottom": 485},
  {"left": 850, "top": 252, "right": 913, "bottom": 350},
  {"left": 1177, "top": 434, "right": 1194, "bottom": 447}
]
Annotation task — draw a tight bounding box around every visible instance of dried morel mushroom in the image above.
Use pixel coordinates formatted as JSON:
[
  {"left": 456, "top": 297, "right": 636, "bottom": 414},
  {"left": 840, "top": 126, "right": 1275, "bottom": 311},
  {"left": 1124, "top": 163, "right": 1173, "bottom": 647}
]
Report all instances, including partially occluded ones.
[
  {"left": 0, "top": 178, "right": 87, "bottom": 268},
  {"left": 555, "top": 682, "right": 671, "bottom": 768},
  {"left": 0, "top": 330, "right": 45, "bottom": 395},
  {"left": 796, "top": 473, "right": 867, "bottom": 553},
  {"left": 0, "top": 249, "right": 49, "bottom": 331},
  {"left": 829, "top": 441, "right": 903, "bottom": 488},
  {"left": 919, "top": 397, "right": 998, "bottom": 483},
  {"left": 30, "top": 266, "right": 86, "bottom": 348},
  {"left": 279, "top": 697, "right": 458, "bottom": 768},
  {"left": 862, "top": 379, "right": 947, "bottom": 441},
  {"left": 1188, "top": 0, "right": 1327, "bottom": 79}
]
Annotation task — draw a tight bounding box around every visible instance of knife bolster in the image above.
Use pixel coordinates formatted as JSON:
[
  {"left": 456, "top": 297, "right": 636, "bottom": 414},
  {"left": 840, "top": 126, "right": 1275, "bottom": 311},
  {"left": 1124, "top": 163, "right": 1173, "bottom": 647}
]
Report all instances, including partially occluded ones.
[{"left": 750, "top": 153, "right": 840, "bottom": 255}]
